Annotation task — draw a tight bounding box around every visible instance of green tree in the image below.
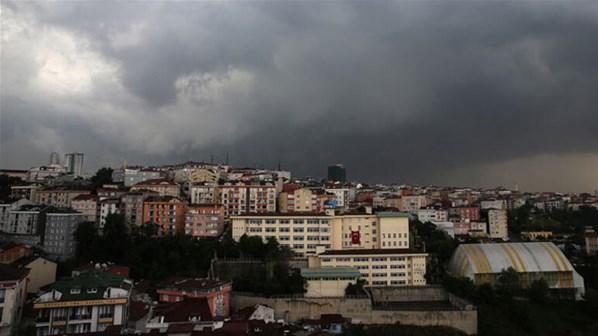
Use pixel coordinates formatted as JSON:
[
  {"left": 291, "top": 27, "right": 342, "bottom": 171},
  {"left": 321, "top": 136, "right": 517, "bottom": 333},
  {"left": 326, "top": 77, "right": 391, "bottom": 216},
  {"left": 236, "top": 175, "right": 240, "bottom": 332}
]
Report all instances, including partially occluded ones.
[
  {"left": 529, "top": 278, "right": 549, "bottom": 303},
  {"left": 102, "top": 214, "right": 129, "bottom": 261},
  {"left": 90, "top": 167, "right": 113, "bottom": 188},
  {"left": 496, "top": 267, "right": 521, "bottom": 299},
  {"left": 345, "top": 279, "right": 367, "bottom": 296},
  {"left": 74, "top": 221, "right": 99, "bottom": 259}
]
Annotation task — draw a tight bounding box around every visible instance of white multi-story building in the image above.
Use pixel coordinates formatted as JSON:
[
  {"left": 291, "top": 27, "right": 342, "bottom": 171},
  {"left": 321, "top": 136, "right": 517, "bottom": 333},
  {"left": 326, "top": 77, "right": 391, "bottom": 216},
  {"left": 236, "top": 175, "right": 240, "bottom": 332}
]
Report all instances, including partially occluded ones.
[
  {"left": 324, "top": 188, "right": 350, "bottom": 209},
  {"left": 98, "top": 198, "right": 120, "bottom": 230},
  {"left": 219, "top": 182, "right": 276, "bottom": 216},
  {"left": 309, "top": 248, "right": 427, "bottom": 287},
  {"left": 189, "top": 184, "right": 219, "bottom": 204},
  {"left": 417, "top": 209, "right": 448, "bottom": 223},
  {"left": 231, "top": 211, "right": 410, "bottom": 256},
  {"left": 112, "top": 168, "right": 163, "bottom": 187},
  {"left": 488, "top": 209, "right": 508, "bottom": 240}
]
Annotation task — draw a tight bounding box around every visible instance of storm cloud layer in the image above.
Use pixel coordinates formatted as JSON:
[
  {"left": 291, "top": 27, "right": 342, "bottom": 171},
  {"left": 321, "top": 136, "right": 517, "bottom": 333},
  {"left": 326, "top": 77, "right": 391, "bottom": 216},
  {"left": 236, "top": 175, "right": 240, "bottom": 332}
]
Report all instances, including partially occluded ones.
[{"left": 1, "top": 1, "right": 598, "bottom": 192}]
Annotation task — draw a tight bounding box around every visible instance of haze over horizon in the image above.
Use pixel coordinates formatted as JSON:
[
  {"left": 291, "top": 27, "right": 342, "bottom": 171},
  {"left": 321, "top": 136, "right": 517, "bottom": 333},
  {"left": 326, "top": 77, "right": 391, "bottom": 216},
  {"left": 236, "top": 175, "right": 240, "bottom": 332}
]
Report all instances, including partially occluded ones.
[{"left": 2, "top": 1, "right": 598, "bottom": 192}]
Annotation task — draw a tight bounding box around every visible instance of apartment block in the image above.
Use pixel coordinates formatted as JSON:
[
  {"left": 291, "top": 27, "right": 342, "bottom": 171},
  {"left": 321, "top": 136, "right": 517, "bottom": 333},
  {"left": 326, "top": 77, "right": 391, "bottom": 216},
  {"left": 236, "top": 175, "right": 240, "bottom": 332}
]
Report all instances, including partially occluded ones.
[
  {"left": 33, "top": 188, "right": 92, "bottom": 208},
  {"left": 142, "top": 196, "right": 187, "bottom": 234},
  {"left": 0, "top": 264, "right": 29, "bottom": 336},
  {"left": 189, "top": 184, "right": 219, "bottom": 204},
  {"left": 219, "top": 182, "right": 276, "bottom": 216},
  {"left": 417, "top": 208, "right": 448, "bottom": 223},
  {"left": 122, "top": 191, "right": 158, "bottom": 228},
  {"left": 130, "top": 179, "right": 180, "bottom": 197},
  {"left": 71, "top": 195, "right": 98, "bottom": 223},
  {"left": 185, "top": 204, "right": 225, "bottom": 238},
  {"left": 34, "top": 271, "right": 132, "bottom": 335},
  {"left": 488, "top": 209, "right": 508, "bottom": 240},
  {"left": 44, "top": 210, "right": 86, "bottom": 261}
]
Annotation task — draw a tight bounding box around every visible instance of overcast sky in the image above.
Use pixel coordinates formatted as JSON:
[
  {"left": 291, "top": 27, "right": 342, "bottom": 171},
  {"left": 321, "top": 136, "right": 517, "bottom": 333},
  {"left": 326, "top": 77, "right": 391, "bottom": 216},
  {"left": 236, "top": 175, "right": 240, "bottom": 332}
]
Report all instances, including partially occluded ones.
[{"left": 2, "top": 1, "right": 598, "bottom": 192}]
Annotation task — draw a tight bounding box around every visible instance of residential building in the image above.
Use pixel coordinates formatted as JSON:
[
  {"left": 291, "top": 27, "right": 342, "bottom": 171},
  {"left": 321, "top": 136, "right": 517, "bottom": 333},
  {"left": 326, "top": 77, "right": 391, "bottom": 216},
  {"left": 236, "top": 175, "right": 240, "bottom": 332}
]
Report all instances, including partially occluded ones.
[
  {"left": 400, "top": 195, "right": 429, "bottom": 213},
  {"left": 417, "top": 208, "right": 448, "bottom": 223},
  {"left": 33, "top": 188, "right": 92, "bottom": 208},
  {"left": 278, "top": 185, "right": 319, "bottom": 213},
  {"left": 480, "top": 200, "right": 507, "bottom": 210},
  {"left": 0, "top": 244, "right": 33, "bottom": 264},
  {"left": 64, "top": 152, "right": 84, "bottom": 177},
  {"left": 146, "top": 298, "right": 218, "bottom": 333},
  {"left": 449, "top": 242, "right": 585, "bottom": 300},
  {"left": 11, "top": 255, "right": 56, "bottom": 293},
  {"left": 71, "top": 195, "right": 98, "bottom": 223},
  {"left": 142, "top": 196, "right": 187, "bottom": 234},
  {"left": 0, "top": 199, "right": 33, "bottom": 231},
  {"left": 309, "top": 248, "right": 427, "bottom": 286},
  {"left": 189, "top": 184, "right": 218, "bottom": 204},
  {"left": 98, "top": 198, "right": 121, "bottom": 230},
  {"left": 97, "top": 187, "right": 127, "bottom": 201},
  {"left": 34, "top": 271, "right": 133, "bottom": 335},
  {"left": 43, "top": 209, "right": 85, "bottom": 261},
  {"left": 585, "top": 228, "right": 598, "bottom": 256},
  {"left": 521, "top": 231, "right": 553, "bottom": 241},
  {"left": 112, "top": 168, "right": 163, "bottom": 187},
  {"left": 156, "top": 278, "right": 232, "bottom": 318},
  {"left": 9, "top": 184, "right": 40, "bottom": 201},
  {"left": 0, "top": 264, "right": 29, "bottom": 336},
  {"left": 327, "top": 164, "right": 346, "bottom": 183},
  {"left": 488, "top": 209, "right": 508, "bottom": 240},
  {"left": 301, "top": 267, "right": 360, "bottom": 297},
  {"left": 122, "top": 191, "right": 157, "bottom": 228},
  {"left": 3, "top": 204, "right": 47, "bottom": 238},
  {"left": 131, "top": 179, "right": 180, "bottom": 197},
  {"left": 184, "top": 204, "right": 225, "bottom": 238},
  {"left": 324, "top": 188, "right": 350, "bottom": 209},
  {"left": 458, "top": 207, "right": 481, "bottom": 222},
  {"left": 27, "top": 165, "right": 67, "bottom": 182},
  {"left": 219, "top": 182, "right": 276, "bottom": 216}
]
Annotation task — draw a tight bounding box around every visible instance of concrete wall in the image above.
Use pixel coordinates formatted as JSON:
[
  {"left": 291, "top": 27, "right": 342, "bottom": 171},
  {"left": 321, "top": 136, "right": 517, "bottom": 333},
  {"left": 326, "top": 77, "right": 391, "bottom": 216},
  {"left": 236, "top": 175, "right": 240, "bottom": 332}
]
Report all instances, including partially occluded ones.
[
  {"left": 231, "top": 293, "right": 477, "bottom": 335},
  {"left": 370, "top": 309, "right": 477, "bottom": 335},
  {"left": 368, "top": 286, "right": 448, "bottom": 302}
]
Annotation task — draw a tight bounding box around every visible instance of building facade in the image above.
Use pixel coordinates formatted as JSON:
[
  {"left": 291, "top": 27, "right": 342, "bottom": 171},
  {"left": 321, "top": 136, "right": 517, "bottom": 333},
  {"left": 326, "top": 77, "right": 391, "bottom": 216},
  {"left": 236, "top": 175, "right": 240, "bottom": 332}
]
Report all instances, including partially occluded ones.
[
  {"left": 44, "top": 210, "right": 85, "bottom": 261},
  {"left": 142, "top": 196, "right": 187, "bottom": 234},
  {"left": 231, "top": 211, "right": 410, "bottom": 256},
  {"left": 0, "top": 264, "right": 29, "bottom": 336},
  {"left": 309, "top": 249, "right": 428, "bottom": 287},
  {"left": 33, "top": 189, "right": 92, "bottom": 209},
  {"left": 71, "top": 195, "right": 98, "bottom": 223},
  {"left": 488, "top": 209, "right": 508, "bottom": 240},
  {"left": 130, "top": 179, "right": 180, "bottom": 197},
  {"left": 219, "top": 182, "right": 276, "bottom": 216},
  {"left": 156, "top": 278, "right": 231, "bottom": 318},
  {"left": 184, "top": 204, "right": 225, "bottom": 238},
  {"left": 34, "top": 271, "right": 132, "bottom": 335}
]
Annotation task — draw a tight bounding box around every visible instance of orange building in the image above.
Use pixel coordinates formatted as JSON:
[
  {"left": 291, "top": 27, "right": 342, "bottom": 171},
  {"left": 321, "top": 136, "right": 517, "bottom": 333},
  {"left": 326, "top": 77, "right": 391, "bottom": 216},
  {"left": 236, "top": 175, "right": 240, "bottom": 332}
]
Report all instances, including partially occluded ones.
[
  {"left": 142, "top": 196, "right": 187, "bottom": 234},
  {"left": 156, "top": 278, "right": 232, "bottom": 318}
]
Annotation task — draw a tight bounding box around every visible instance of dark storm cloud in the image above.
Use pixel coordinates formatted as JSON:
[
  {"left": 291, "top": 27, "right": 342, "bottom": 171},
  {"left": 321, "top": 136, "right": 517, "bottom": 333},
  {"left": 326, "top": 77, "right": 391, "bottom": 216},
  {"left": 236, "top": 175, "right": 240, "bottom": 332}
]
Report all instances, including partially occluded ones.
[{"left": 2, "top": 1, "right": 598, "bottom": 191}]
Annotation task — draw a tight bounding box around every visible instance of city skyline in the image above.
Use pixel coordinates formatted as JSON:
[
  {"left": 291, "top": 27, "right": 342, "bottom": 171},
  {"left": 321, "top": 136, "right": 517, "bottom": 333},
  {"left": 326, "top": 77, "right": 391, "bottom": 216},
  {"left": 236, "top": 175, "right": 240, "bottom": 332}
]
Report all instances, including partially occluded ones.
[{"left": 2, "top": 1, "right": 598, "bottom": 192}]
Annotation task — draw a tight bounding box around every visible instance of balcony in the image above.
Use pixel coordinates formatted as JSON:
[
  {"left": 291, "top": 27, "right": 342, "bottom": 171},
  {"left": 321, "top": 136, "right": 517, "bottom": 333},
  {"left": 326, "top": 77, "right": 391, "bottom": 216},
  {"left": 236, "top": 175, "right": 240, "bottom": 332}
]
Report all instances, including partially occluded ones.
[
  {"left": 36, "top": 316, "right": 50, "bottom": 323},
  {"left": 70, "top": 314, "right": 92, "bottom": 320},
  {"left": 53, "top": 315, "right": 67, "bottom": 322}
]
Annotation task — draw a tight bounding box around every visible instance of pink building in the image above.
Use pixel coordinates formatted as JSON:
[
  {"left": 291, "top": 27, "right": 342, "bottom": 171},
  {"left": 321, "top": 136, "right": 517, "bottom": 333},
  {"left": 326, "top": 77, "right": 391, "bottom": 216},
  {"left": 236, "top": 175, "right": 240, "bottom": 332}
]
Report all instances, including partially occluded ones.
[{"left": 185, "top": 204, "right": 225, "bottom": 238}]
